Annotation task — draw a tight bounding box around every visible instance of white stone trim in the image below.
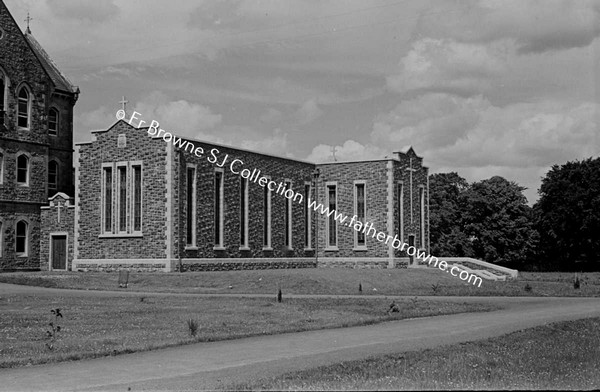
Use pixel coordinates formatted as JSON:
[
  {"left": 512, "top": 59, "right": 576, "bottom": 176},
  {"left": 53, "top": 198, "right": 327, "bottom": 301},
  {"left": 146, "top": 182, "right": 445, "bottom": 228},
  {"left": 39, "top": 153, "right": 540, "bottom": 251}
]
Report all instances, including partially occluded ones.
[
  {"left": 386, "top": 161, "right": 394, "bottom": 267},
  {"left": 165, "top": 144, "right": 173, "bottom": 271},
  {"left": 353, "top": 180, "right": 367, "bottom": 249},
  {"left": 325, "top": 181, "right": 338, "bottom": 249},
  {"left": 74, "top": 145, "right": 80, "bottom": 261}
]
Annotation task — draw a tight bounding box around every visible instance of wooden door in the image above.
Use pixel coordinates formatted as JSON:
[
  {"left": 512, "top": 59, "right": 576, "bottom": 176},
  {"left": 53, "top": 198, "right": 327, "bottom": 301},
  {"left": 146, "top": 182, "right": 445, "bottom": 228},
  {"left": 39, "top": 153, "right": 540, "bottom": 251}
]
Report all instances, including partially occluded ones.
[{"left": 51, "top": 235, "right": 67, "bottom": 270}]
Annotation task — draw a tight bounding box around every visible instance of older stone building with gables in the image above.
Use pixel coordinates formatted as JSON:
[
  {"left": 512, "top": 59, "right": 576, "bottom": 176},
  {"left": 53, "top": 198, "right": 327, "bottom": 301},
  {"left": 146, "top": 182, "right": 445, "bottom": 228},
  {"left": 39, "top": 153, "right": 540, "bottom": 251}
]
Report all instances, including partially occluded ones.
[{"left": 0, "top": 0, "right": 78, "bottom": 270}]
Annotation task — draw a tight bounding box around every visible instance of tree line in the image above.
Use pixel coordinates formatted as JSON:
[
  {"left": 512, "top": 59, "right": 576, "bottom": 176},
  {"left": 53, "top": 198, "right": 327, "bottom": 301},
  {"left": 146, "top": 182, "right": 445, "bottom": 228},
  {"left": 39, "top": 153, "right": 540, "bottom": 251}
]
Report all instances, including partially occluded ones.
[{"left": 429, "top": 157, "right": 599, "bottom": 271}]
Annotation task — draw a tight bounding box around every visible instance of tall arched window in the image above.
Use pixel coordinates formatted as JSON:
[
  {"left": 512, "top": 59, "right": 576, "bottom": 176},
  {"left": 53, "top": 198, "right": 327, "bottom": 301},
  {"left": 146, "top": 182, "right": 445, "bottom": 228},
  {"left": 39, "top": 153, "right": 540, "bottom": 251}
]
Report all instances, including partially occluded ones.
[
  {"left": 48, "top": 108, "right": 59, "bottom": 136},
  {"left": 0, "top": 150, "right": 4, "bottom": 185},
  {"left": 16, "top": 154, "right": 29, "bottom": 185},
  {"left": 0, "top": 69, "right": 8, "bottom": 126},
  {"left": 48, "top": 161, "right": 58, "bottom": 190},
  {"left": 17, "top": 86, "right": 30, "bottom": 129},
  {"left": 0, "top": 72, "right": 5, "bottom": 115},
  {"left": 16, "top": 220, "right": 28, "bottom": 256}
]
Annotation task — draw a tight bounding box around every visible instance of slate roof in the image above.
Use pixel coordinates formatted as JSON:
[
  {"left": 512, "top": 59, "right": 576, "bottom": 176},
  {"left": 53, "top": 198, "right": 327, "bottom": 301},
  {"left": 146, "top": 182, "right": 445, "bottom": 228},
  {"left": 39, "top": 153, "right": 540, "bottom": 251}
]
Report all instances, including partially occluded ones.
[{"left": 24, "top": 31, "right": 78, "bottom": 94}]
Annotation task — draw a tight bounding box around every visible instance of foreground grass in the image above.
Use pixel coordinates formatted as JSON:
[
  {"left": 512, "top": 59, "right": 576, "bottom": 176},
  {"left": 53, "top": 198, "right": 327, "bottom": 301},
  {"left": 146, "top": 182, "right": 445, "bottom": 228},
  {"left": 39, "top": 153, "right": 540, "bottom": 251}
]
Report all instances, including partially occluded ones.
[
  {"left": 234, "top": 317, "right": 600, "bottom": 391},
  {"left": 0, "top": 293, "right": 492, "bottom": 369},
  {"left": 1, "top": 269, "right": 599, "bottom": 297}
]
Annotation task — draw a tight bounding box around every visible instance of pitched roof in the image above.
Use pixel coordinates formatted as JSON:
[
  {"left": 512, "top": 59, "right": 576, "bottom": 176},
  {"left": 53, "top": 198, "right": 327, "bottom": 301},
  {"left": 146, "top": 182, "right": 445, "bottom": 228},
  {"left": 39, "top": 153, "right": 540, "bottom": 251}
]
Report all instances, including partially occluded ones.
[{"left": 24, "top": 31, "right": 78, "bottom": 94}]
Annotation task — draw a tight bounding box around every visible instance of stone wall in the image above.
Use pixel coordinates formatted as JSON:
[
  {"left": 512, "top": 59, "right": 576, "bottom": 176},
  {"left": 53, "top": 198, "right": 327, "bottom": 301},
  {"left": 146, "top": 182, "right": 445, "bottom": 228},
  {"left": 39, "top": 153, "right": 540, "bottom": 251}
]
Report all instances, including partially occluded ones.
[
  {"left": 75, "top": 121, "right": 169, "bottom": 261},
  {"left": 315, "top": 160, "right": 390, "bottom": 259},
  {"left": 174, "top": 138, "right": 316, "bottom": 261},
  {"left": 40, "top": 193, "right": 74, "bottom": 270}
]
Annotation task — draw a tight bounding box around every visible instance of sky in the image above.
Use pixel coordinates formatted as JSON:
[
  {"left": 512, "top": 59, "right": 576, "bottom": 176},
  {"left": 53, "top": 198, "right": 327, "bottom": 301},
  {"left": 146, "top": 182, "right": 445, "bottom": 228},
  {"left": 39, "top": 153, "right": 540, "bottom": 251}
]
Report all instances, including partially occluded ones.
[{"left": 5, "top": 0, "right": 600, "bottom": 204}]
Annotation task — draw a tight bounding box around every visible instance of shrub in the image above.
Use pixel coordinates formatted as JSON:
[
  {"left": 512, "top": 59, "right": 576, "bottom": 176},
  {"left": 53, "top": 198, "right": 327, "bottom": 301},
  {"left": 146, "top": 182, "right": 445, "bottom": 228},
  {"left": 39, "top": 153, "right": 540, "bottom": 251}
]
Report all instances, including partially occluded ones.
[
  {"left": 277, "top": 288, "right": 282, "bottom": 303},
  {"left": 187, "top": 318, "right": 199, "bottom": 337},
  {"left": 431, "top": 283, "right": 440, "bottom": 294},
  {"left": 574, "top": 276, "right": 580, "bottom": 290},
  {"left": 46, "top": 308, "right": 63, "bottom": 350},
  {"left": 524, "top": 283, "right": 532, "bottom": 292}
]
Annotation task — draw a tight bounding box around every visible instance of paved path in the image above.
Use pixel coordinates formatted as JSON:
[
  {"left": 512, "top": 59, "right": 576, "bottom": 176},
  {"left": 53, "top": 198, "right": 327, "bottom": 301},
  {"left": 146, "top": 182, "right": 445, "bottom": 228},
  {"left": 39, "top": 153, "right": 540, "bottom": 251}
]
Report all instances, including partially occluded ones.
[{"left": 1, "top": 284, "right": 599, "bottom": 391}]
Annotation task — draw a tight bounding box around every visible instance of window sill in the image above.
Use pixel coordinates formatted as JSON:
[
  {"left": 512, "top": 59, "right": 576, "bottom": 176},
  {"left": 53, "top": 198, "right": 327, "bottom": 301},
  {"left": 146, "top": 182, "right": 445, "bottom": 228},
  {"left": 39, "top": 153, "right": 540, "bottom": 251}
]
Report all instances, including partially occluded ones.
[
  {"left": 17, "top": 183, "right": 29, "bottom": 187},
  {"left": 99, "top": 233, "right": 143, "bottom": 238},
  {"left": 262, "top": 247, "right": 273, "bottom": 251},
  {"left": 324, "top": 246, "right": 339, "bottom": 251},
  {"left": 353, "top": 246, "right": 368, "bottom": 251},
  {"left": 239, "top": 246, "right": 251, "bottom": 251},
  {"left": 213, "top": 246, "right": 226, "bottom": 251},
  {"left": 16, "top": 254, "right": 28, "bottom": 258},
  {"left": 304, "top": 247, "right": 313, "bottom": 251},
  {"left": 185, "top": 246, "right": 198, "bottom": 251}
]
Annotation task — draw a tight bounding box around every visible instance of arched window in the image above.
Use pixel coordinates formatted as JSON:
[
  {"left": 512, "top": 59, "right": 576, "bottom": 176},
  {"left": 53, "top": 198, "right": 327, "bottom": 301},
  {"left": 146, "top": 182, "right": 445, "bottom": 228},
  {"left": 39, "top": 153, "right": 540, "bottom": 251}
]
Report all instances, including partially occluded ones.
[
  {"left": 48, "top": 160, "right": 58, "bottom": 190},
  {"left": 48, "top": 108, "right": 59, "bottom": 136},
  {"left": 16, "top": 220, "right": 28, "bottom": 256},
  {"left": 0, "top": 220, "right": 3, "bottom": 257},
  {"left": 0, "top": 72, "right": 5, "bottom": 114},
  {"left": 0, "top": 150, "right": 4, "bottom": 185},
  {"left": 16, "top": 154, "right": 29, "bottom": 185},
  {"left": 17, "top": 85, "right": 30, "bottom": 129},
  {"left": 0, "top": 70, "right": 6, "bottom": 126}
]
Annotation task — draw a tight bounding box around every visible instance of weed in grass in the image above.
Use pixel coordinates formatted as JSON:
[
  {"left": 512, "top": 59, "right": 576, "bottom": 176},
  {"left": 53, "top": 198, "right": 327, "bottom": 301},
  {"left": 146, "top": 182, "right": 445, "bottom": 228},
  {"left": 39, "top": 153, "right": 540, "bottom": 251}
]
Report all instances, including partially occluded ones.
[
  {"left": 46, "top": 308, "right": 63, "bottom": 350},
  {"left": 277, "top": 288, "right": 282, "bottom": 303},
  {"left": 431, "top": 283, "right": 440, "bottom": 294},
  {"left": 139, "top": 297, "right": 145, "bottom": 302},
  {"left": 524, "top": 283, "right": 532, "bottom": 292},
  {"left": 187, "top": 318, "right": 199, "bottom": 337},
  {"left": 359, "top": 282, "right": 362, "bottom": 293},
  {"left": 574, "top": 275, "right": 581, "bottom": 290},
  {"left": 388, "top": 302, "right": 400, "bottom": 315}
]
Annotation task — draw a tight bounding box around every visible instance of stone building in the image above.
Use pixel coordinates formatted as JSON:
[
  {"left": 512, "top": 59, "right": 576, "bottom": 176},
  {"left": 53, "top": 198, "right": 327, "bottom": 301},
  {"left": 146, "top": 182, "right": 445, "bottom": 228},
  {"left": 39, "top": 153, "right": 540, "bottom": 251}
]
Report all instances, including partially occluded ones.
[
  {"left": 72, "top": 119, "right": 429, "bottom": 272},
  {"left": 0, "top": 0, "right": 78, "bottom": 270},
  {"left": 0, "top": 0, "right": 428, "bottom": 272}
]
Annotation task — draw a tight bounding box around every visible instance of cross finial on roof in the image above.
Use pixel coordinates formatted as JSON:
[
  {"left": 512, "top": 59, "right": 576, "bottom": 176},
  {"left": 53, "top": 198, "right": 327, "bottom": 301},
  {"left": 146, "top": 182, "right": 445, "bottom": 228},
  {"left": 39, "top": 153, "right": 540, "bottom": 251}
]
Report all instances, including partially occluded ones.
[
  {"left": 331, "top": 146, "right": 337, "bottom": 162},
  {"left": 25, "top": 12, "right": 33, "bottom": 34},
  {"left": 119, "top": 96, "right": 129, "bottom": 113}
]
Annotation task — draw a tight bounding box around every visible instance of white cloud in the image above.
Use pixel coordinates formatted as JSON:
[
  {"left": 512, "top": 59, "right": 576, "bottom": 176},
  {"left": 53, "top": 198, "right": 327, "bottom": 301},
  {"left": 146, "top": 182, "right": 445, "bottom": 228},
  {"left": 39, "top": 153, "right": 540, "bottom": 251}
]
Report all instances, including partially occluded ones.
[
  {"left": 239, "top": 128, "right": 293, "bottom": 157},
  {"left": 306, "top": 140, "right": 386, "bottom": 163},
  {"left": 387, "top": 38, "right": 507, "bottom": 95},
  {"left": 295, "top": 99, "right": 323, "bottom": 124},
  {"left": 416, "top": 0, "right": 600, "bottom": 54},
  {"left": 46, "top": 0, "right": 119, "bottom": 23},
  {"left": 132, "top": 91, "right": 222, "bottom": 139}
]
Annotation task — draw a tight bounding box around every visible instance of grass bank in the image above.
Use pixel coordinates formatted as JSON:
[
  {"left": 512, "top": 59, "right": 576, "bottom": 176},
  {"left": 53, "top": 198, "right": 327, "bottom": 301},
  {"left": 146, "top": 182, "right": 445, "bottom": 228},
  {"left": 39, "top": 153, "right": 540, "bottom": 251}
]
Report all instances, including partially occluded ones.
[
  {"left": 0, "top": 293, "right": 493, "bottom": 369},
  {"left": 0, "top": 269, "right": 599, "bottom": 297},
  {"left": 234, "top": 317, "right": 600, "bottom": 390}
]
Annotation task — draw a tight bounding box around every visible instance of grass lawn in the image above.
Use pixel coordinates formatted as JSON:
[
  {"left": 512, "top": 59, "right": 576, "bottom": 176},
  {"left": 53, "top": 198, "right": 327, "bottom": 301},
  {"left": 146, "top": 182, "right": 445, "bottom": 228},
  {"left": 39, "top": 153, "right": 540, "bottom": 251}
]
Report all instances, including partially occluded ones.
[
  {"left": 0, "top": 293, "right": 493, "bottom": 369},
  {"left": 0, "top": 269, "right": 599, "bottom": 297},
  {"left": 233, "top": 317, "right": 600, "bottom": 391}
]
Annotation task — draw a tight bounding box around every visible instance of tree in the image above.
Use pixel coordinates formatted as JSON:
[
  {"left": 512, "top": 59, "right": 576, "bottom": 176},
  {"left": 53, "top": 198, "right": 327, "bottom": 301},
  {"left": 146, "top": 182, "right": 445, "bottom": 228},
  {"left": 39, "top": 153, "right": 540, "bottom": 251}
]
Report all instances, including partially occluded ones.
[
  {"left": 535, "top": 157, "right": 600, "bottom": 271},
  {"left": 429, "top": 172, "right": 471, "bottom": 257},
  {"left": 460, "top": 176, "right": 538, "bottom": 268}
]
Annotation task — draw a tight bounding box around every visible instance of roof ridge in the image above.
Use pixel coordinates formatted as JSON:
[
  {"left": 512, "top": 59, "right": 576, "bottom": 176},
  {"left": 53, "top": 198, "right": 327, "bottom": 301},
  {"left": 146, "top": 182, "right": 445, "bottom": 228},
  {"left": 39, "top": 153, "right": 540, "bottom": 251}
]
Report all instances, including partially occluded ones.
[{"left": 24, "top": 31, "right": 78, "bottom": 94}]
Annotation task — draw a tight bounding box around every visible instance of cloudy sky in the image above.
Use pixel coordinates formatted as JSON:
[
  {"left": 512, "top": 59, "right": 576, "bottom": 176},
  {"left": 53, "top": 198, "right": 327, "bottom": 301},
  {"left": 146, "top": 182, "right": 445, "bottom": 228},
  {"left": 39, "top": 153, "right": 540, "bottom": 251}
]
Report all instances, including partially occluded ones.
[{"left": 6, "top": 0, "right": 600, "bottom": 204}]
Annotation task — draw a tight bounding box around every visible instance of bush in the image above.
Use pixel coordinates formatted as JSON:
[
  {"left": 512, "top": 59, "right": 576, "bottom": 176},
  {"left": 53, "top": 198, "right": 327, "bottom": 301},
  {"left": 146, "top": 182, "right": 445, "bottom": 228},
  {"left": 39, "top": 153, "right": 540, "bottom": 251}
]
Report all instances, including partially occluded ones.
[
  {"left": 187, "top": 318, "right": 199, "bottom": 337},
  {"left": 524, "top": 283, "right": 532, "bottom": 292},
  {"left": 574, "top": 276, "right": 581, "bottom": 290}
]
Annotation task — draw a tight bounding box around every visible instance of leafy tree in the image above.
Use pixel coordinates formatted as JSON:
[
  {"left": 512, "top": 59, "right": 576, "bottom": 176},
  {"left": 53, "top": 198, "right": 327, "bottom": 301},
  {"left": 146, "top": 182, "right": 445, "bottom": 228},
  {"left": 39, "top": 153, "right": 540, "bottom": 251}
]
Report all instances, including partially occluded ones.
[
  {"left": 429, "top": 172, "right": 471, "bottom": 256},
  {"left": 535, "top": 157, "right": 600, "bottom": 271},
  {"left": 459, "top": 176, "right": 538, "bottom": 268}
]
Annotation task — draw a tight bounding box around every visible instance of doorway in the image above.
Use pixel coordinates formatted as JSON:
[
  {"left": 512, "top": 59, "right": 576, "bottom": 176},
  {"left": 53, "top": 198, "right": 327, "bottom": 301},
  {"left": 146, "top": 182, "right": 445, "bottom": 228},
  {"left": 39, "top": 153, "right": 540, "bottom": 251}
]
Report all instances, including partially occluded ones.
[{"left": 51, "top": 235, "right": 67, "bottom": 270}]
